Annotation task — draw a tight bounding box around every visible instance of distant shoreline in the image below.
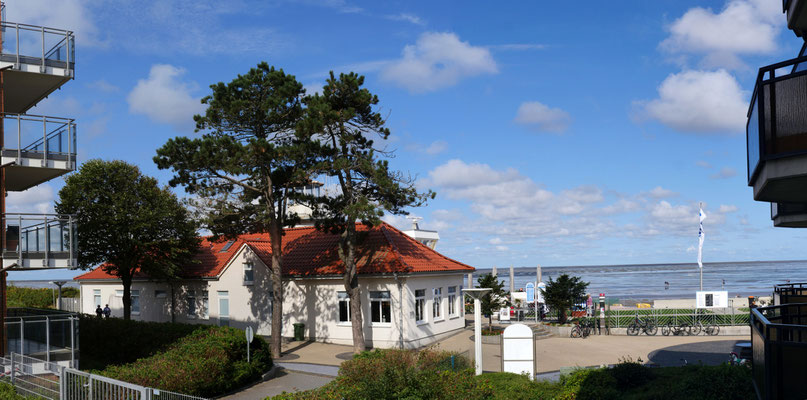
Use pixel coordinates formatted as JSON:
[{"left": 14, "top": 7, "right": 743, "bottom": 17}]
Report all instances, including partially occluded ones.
[{"left": 474, "top": 259, "right": 807, "bottom": 270}]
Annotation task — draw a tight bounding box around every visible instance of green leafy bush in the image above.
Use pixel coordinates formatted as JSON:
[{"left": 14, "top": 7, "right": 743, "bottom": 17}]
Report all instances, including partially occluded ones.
[
  {"left": 101, "top": 327, "right": 271, "bottom": 397},
  {"left": 79, "top": 314, "right": 210, "bottom": 370},
  {"left": 270, "top": 348, "right": 490, "bottom": 400},
  {"left": 477, "top": 372, "right": 562, "bottom": 399},
  {"left": 6, "top": 286, "right": 78, "bottom": 309},
  {"left": 0, "top": 382, "right": 37, "bottom": 399}
]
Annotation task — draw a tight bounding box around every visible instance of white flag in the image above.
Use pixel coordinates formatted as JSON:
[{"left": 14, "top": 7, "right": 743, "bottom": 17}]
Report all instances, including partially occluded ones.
[{"left": 698, "top": 206, "right": 706, "bottom": 269}]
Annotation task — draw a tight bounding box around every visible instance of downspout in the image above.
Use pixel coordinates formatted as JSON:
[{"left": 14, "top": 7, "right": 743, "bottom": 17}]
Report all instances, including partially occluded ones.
[{"left": 394, "top": 273, "right": 403, "bottom": 349}]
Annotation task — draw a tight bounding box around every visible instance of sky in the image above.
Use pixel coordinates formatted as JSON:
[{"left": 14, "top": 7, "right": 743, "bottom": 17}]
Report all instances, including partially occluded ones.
[{"left": 6, "top": 0, "right": 807, "bottom": 281}]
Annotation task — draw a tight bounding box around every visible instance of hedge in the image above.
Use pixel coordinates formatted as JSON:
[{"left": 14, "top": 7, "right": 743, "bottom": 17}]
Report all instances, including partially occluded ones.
[
  {"left": 0, "top": 382, "right": 38, "bottom": 400},
  {"left": 79, "top": 315, "right": 210, "bottom": 371},
  {"left": 6, "top": 286, "right": 79, "bottom": 309},
  {"left": 100, "top": 327, "right": 270, "bottom": 398}
]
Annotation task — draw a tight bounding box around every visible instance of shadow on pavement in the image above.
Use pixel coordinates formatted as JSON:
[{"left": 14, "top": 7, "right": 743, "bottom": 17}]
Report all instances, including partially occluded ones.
[{"left": 647, "top": 339, "right": 742, "bottom": 366}]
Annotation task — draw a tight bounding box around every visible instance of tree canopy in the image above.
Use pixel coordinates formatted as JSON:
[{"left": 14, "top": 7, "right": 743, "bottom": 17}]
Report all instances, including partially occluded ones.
[
  {"left": 477, "top": 273, "right": 510, "bottom": 328},
  {"left": 56, "top": 159, "right": 199, "bottom": 320},
  {"left": 541, "top": 274, "right": 589, "bottom": 324}
]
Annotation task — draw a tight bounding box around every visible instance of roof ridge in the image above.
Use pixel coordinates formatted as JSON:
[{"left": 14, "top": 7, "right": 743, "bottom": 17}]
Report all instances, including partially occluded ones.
[{"left": 379, "top": 221, "right": 475, "bottom": 270}]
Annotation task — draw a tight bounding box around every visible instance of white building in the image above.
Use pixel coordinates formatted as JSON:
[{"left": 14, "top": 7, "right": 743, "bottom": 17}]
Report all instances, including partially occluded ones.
[{"left": 75, "top": 222, "right": 473, "bottom": 349}]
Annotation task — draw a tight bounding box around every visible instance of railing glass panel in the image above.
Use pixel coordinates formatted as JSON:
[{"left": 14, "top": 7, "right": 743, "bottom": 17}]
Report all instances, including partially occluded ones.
[
  {"left": 2, "top": 214, "right": 76, "bottom": 262},
  {"left": 0, "top": 22, "right": 74, "bottom": 71},
  {"left": 1, "top": 114, "right": 76, "bottom": 164}
]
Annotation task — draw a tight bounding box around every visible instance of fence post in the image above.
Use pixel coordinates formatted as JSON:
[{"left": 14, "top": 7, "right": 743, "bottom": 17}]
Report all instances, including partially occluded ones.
[
  {"left": 19, "top": 319, "right": 24, "bottom": 357},
  {"left": 10, "top": 354, "right": 15, "bottom": 386},
  {"left": 59, "top": 366, "right": 65, "bottom": 400},
  {"left": 70, "top": 316, "right": 75, "bottom": 368},
  {"left": 45, "top": 316, "right": 50, "bottom": 363}
]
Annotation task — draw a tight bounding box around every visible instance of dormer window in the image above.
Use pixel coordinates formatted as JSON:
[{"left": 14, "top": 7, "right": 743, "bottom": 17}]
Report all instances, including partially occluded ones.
[
  {"left": 219, "top": 240, "right": 235, "bottom": 253},
  {"left": 243, "top": 261, "right": 254, "bottom": 285}
]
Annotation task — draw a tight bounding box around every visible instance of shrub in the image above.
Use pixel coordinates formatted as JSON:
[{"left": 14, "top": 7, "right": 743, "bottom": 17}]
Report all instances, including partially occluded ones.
[
  {"left": 609, "top": 358, "right": 653, "bottom": 390},
  {"left": 0, "top": 382, "right": 37, "bottom": 399},
  {"left": 101, "top": 327, "right": 271, "bottom": 398},
  {"left": 478, "top": 372, "right": 562, "bottom": 399},
  {"left": 6, "top": 286, "right": 78, "bottom": 309},
  {"left": 270, "top": 348, "right": 490, "bottom": 400},
  {"left": 79, "top": 314, "right": 210, "bottom": 370}
]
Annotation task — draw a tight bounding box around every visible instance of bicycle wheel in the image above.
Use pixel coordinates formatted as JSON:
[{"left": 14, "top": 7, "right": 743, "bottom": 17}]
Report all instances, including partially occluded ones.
[
  {"left": 691, "top": 322, "right": 702, "bottom": 336},
  {"left": 645, "top": 323, "right": 658, "bottom": 336},
  {"left": 627, "top": 323, "right": 640, "bottom": 336},
  {"left": 571, "top": 326, "right": 581, "bottom": 338},
  {"left": 706, "top": 324, "right": 719, "bottom": 336},
  {"left": 678, "top": 323, "right": 691, "bottom": 336},
  {"left": 661, "top": 324, "right": 671, "bottom": 336}
]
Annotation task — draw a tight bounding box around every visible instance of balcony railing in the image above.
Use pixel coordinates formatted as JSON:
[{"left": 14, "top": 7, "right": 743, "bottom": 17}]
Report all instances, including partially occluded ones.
[
  {"left": 2, "top": 213, "right": 76, "bottom": 269},
  {"left": 1, "top": 113, "right": 76, "bottom": 167},
  {"left": 746, "top": 52, "right": 807, "bottom": 185},
  {"left": 774, "top": 282, "right": 807, "bottom": 305},
  {"left": 751, "top": 304, "right": 807, "bottom": 400},
  {"left": 0, "top": 21, "right": 74, "bottom": 76}
]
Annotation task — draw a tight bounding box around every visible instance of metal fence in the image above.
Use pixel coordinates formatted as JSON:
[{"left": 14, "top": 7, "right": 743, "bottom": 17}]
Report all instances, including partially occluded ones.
[
  {"left": 5, "top": 310, "right": 78, "bottom": 367},
  {"left": 604, "top": 307, "right": 750, "bottom": 328},
  {"left": 58, "top": 299, "right": 80, "bottom": 313},
  {"left": 0, "top": 353, "right": 209, "bottom": 400}
]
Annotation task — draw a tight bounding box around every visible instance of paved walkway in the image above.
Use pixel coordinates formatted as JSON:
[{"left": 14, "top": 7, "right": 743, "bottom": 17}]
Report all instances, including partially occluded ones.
[{"left": 220, "top": 369, "right": 333, "bottom": 400}]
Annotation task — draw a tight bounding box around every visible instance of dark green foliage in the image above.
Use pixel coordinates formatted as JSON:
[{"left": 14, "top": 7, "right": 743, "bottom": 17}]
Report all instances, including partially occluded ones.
[
  {"left": 609, "top": 358, "right": 653, "bottom": 390},
  {"left": 542, "top": 274, "right": 589, "bottom": 324},
  {"left": 56, "top": 160, "right": 200, "bottom": 320},
  {"left": 78, "top": 314, "right": 209, "bottom": 371},
  {"left": 476, "top": 372, "right": 562, "bottom": 399},
  {"left": 100, "top": 326, "right": 271, "bottom": 398},
  {"left": 0, "top": 382, "right": 38, "bottom": 399},
  {"left": 6, "top": 286, "right": 79, "bottom": 309},
  {"left": 477, "top": 273, "right": 511, "bottom": 328},
  {"left": 269, "top": 349, "right": 490, "bottom": 400}
]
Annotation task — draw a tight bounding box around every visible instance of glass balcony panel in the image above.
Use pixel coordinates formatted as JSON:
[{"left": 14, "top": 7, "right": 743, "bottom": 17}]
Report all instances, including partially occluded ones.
[
  {"left": 771, "top": 74, "right": 807, "bottom": 155},
  {"left": 0, "top": 22, "right": 74, "bottom": 70},
  {"left": 1, "top": 113, "right": 76, "bottom": 162},
  {"left": 2, "top": 214, "right": 76, "bottom": 269},
  {"left": 748, "top": 99, "right": 760, "bottom": 180}
]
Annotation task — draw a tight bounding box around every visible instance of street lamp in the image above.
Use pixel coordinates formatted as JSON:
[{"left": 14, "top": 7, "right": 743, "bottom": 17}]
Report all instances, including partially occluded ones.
[
  {"left": 463, "top": 287, "right": 491, "bottom": 376},
  {"left": 51, "top": 281, "right": 66, "bottom": 310}
]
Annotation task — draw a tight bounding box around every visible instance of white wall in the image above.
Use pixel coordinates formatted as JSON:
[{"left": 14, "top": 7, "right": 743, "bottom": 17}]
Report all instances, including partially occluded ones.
[{"left": 79, "top": 245, "right": 468, "bottom": 349}]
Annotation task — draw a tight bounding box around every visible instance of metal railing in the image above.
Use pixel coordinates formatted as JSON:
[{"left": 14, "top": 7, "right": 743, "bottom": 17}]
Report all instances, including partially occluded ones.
[
  {"left": 2, "top": 213, "right": 76, "bottom": 268},
  {"left": 4, "top": 310, "right": 79, "bottom": 368},
  {"left": 0, "top": 353, "right": 63, "bottom": 400},
  {"left": 0, "top": 20, "right": 74, "bottom": 75},
  {"left": 603, "top": 307, "right": 749, "bottom": 328},
  {"left": 1, "top": 113, "right": 76, "bottom": 168},
  {"left": 774, "top": 282, "right": 807, "bottom": 305},
  {"left": 746, "top": 54, "right": 807, "bottom": 184},
  {"left": 751, "top": 304, "right": 807, "bottom": 400}
]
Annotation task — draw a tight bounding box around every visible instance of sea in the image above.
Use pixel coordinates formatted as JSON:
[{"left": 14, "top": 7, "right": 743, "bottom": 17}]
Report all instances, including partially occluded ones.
[
  {"left": 6, "top": 260, "right": 804, "bottom": 302},
  {"left": 471, "top": 260, "right": 807, "bottom": 302}
]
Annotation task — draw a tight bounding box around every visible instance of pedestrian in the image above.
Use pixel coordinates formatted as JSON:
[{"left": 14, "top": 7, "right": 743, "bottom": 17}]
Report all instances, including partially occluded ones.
[
  {"left": 103, "top": 304, "right": 111, "bottom": 319},
  {"left": 664, "top": 281, "right": 669, "bottom": 290},
  {"left": 586, "top": 294, "right": 593, "bottom": 317},
  {"left": 95, "top": 305, "right": 103, "bottom": 318}
]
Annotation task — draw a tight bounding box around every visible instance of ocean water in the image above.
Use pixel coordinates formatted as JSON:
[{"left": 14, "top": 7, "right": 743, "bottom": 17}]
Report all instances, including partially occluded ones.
[{"left": 472, "top": 260, "right": 807, "bottom": 301}]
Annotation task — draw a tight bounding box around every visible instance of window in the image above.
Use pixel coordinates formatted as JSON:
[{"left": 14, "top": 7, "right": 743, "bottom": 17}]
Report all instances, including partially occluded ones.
[
  {"left": 93, "top": 289, "right": 101, "bottom": 307},
  {"left": 219, "top": 240, "right": 235, "bottom": 253},
  {"left": 338, "top": 292, "right": 351, "bottom": 323},
  {"left": 433, "top": 288, "right": 442, "bottom": 320},
  {"left": 218, "top": 291, "right": 229, "bottom": 327},
  {"left": 448, "top": 286, "right": 457, "bottom": 317},
  {"left": 131, "top": 290, "right": 140, "bottom": 315},
  {"left": 414, "top": 289, "right": 426, "bottom": 323},
  {"left": 370, "top": 291, "right": 391, "bottom": 324},
  {"left": 187, "top": 290, "right": 196, "bottom": 317},
  {"left": 244, "top": 262, "right": 254, "bottom": 284},
  {"left": 115, "top": 290, "right": 123, "bottom": 297},
  {"left": 705, "top": 293, "right": 714, "bottom": 307},
  {"left": 202, "top": 290, "right": 209, "bottom": 320},
  {"left": 155, "top": 290, "right": 167, "bottom": 299}
]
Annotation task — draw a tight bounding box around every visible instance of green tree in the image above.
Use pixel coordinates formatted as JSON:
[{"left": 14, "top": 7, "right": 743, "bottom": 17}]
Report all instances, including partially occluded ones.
[
  {"left": 301, "top": 72, "right": 433, "bottom": 353},
  {"left": 541, "top": 274, "right": 589, "bottom": 324},
  {"left": 477, "top": 273, "right": 510, "bottom": 328},
  {"left": 154, "top": 62, "right": 318, "bottom": 358},
  {"left": 56, "top": 160, "right": 200, "bottom": 320}
]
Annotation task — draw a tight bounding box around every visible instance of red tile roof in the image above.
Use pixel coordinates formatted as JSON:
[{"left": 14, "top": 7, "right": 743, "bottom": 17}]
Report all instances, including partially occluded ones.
[{"left": 74, "top": 222, "right": 473, "bottom": 281}]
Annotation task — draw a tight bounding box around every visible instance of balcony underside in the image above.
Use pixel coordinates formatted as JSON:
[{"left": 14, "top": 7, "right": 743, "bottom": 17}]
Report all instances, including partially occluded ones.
[
  {"left": 788, "top": 0, "right": 807, "bottom": 37},
  {"left": 1, "top": 153, "right": 74, "bottom": 192},
  {"left": 773, "top": 212, "right": 807, "bottom": 227},
  {"left": 1, "top": 252, "right": 76, "bottom": 270},
  {"left": 0, "top": 66, "right": 72, "bottom": 114},
  {"left": 752, "top": 153, "right": 807, "bottom": 202}
]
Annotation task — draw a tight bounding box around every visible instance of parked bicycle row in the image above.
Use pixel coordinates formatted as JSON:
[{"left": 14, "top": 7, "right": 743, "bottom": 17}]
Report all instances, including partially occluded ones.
[{"left": 569, "top": 314, "right": 720, "bottom": 338}]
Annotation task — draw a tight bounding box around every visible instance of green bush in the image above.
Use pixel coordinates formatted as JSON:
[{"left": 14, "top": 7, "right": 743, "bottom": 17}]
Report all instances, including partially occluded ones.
[
  {"left": 477, "top": 372, "right": 562, "bottom": 399},
  {"left": 270, "top": 348, "right": 490, "bottom": 400},
  {"left": 101, "top": 327, "right": 271, "bottom": 398},
  {"left": 78, "top": 314, "right": 210, "bottom": 370},
  {"left": 0, "top": 382, "right": 37, "bottom": 399},
  {"left": 6, "top": 286, "right": 77, "bottom": 309}
]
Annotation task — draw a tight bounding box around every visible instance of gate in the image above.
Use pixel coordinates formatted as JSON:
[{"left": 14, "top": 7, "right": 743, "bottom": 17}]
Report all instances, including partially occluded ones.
[{"left": 62, "top": 368, "right": 147, "bottom": 400}]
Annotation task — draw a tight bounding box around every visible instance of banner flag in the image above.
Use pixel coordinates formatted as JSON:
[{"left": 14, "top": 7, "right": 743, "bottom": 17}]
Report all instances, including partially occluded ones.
[{"left": 698, "top": 205, "right": 706, "bottom": 269}]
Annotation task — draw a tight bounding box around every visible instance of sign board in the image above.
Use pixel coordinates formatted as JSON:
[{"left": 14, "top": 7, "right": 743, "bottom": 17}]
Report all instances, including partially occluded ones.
[
  {"left": 245, "top": 326, "right": 254, "bottom": 343},
  {"left": 499, "top": 307, "right": 511, "bottom": 321},
  {"left": 535, "top": 282, "right": 546, "bottom": 303},
  {"left": 501, "top": 324, "right": 535, "bottom": 379},
  {"left": 526, "top": 282, "right": 535, "bottom": 303},
  {"left": 696, "top": 291, "right": 728, "bottom": 308}
]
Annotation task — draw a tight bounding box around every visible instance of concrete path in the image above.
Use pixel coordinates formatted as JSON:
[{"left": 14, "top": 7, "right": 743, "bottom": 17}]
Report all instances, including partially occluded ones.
[
  {"left": 274, "top": 362, "right": 339, "bottom": 377},
  {"left": 220, "top": 369, "right": 333, "bottom": 400}
]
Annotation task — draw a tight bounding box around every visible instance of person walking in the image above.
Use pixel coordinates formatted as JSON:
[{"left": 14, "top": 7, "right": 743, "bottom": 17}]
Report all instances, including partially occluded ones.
[
  {"left": 95, "top": 305, "right": 103, "bottom": 318},
  {"left": 103, "top": 304, "right": 111, "bottom": 319},
  {"left": 586, "top": 294, "right": 593, "bottom": 317}
]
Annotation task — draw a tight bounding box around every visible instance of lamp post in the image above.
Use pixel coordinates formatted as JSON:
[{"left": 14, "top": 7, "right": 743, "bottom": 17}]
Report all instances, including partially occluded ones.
[
  {"left": 463, "top": 288, "right": 491, "bottom": 376},
  {"left": 50, "top": 281, "right": 66, "bottom": 310}
]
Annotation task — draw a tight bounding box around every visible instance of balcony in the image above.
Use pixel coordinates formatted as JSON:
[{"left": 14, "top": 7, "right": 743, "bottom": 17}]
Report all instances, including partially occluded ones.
[
  {"left": 747, "top": 52, "right": 807, "bottom": 202},
  {"left": 751, "top": 304, "right": 807, "bottom": 400},
  {"left": 1, "top": 213, "right": 77, "bottom": 270},
  {"left": 774, "top": 282, "right": 807, "bottom": 305},
  {"left": 0, "top": 21, "right": 75, "bottom": 113},
  {"left": 771, "top": 202, "right": 807, "bottom": 227},
  {"left": 0, "top": 113, "right": 76, "bottom": 191},
  {"left": 784, "top": 0, "right": 807, "bottom": 38}
]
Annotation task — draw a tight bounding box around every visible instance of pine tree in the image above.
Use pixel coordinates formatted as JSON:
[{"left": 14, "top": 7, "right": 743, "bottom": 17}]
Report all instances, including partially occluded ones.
[
  {"left": 477, "top": 273, "right": 510, "bottom": 328},
  {"left": 541, "top": 274, "right": 589, "bottom": 323}
]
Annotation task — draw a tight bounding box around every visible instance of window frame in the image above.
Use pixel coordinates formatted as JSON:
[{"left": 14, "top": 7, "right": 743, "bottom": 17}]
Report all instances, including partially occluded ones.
[
  {"left": 432, "top": 287, "right": 443, "bottom": 322},
  {"left": 414, "top": 289, "right": 427, "bottom": 325},
  {"left": 201, "top": 290, "right": 210, "bottom": 320},
  {"left": 93, "top": 289, "right": 101, "bottom": 308},
  {"left": 448, "top": 286, "right": 458, "bottom": 318},
  {"left": 131, "top": 290, "right": 141, "bottom": 315},
  {"left": 370, "top": 291, "right": 392, "bottom": 326},
  {"left": 243, "top": 261, "right": 254, "bottom": 285},
  {"left": 186, "top": 290, "right": 197, "bottom": 319},
  {"left": 337, "top": 291, "right": 351, "bottom": 325}
]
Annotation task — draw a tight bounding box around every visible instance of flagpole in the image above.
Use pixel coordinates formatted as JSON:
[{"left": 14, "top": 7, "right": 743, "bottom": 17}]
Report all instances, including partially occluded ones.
[{"left": 698, "top": 202, "right": 704, "bottom": 291}]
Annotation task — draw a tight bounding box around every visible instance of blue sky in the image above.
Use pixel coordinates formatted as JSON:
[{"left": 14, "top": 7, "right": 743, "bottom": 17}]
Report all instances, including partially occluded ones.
[{"left": 7, "top": 0, "right": 807, "bottom": 280}]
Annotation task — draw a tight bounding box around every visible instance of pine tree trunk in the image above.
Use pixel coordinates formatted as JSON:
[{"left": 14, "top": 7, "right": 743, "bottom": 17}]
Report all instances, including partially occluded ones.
[
  {"left": 121, "top": 273, "right": 132, "bottom": 321},
  {"left": 341, "top": 229, "right": 365, "bottom": 354},
  {"left": 269, "top": 221, "right": 284, "bottom": 359}
]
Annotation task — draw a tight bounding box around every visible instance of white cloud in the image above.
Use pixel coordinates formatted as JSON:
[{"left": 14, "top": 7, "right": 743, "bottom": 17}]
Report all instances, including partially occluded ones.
[
  {"left": 719, "top": 205, "right": 738, "bottom": 213},
  {"left": 489, "top": 237, "right": 503, "bottom": 245},
  {"left": 514, "top": 102, "right": 571, "bottom": 133},
  {"left": 303, "top": 82, "right": 323, "bottom": 96},
  {"left": 386, "top": 13, "right": 424, "bottom": 25},
  {"left": 710, "top": 167, "right": 738, "bottom": 179},
  {"left": 127, "top": 64, "right": 205, "bottom": 132},
  {"left": 695, "top": 160, "right": 712, "bottom": 169},
  {"left": 646, "top": 186, "right": 678, "bottom": 199},
  {"left": 6, "top": 186, "right": 55, "bottom": 214},
  {"left": 423, "top": 140, "right": 448, "bottom": 155},
  {"left": 88, "top": 80, "right": 120, "bottom": 93},
  {"left": 380, "top": 32, "right": 498, "bottom": 93},
  {"left": 8, "top": 0, "right": 105, "bottom": 48},
  {"left": 639, "top": 69, "right": 747, "bottom": 134},
  {"left": 660, "top": 0, "right": 783, "bottom": 69}
]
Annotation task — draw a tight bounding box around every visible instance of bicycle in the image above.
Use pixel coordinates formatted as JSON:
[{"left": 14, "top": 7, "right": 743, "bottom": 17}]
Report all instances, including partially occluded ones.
[
  {"left": 570, "top": 318, "right": 595, "bottom": 338},
  {"left": 691, "top": 319, "right": 719, "bottom": 336},
  {"left": 627, "top": 314, "right": 657, "bottom": 336},
  {"left": 661, "top": 322, "right": 691, "bottom": 336}
]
